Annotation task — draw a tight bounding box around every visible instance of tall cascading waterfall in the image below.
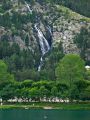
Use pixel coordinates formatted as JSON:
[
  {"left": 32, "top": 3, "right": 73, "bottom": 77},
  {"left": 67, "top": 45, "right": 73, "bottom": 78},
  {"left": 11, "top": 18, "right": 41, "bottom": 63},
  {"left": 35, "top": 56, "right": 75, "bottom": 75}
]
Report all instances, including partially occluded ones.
[
  {"left": 25, "top": 1, "right": 51, "bottom": 71},
  {"left": 34, "top": 24, "right": 50, "bottom": 71},
  {"left": 34, "top": 24, "right": 50, "bottom": 55}
]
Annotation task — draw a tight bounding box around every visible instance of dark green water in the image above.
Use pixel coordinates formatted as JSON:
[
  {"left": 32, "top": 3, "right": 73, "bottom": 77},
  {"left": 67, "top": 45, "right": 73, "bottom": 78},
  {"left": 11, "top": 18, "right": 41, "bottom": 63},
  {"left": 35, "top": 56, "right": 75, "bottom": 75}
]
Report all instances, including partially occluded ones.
[{"left": 0, "top": 109, "right": 90, "bottom": 120}]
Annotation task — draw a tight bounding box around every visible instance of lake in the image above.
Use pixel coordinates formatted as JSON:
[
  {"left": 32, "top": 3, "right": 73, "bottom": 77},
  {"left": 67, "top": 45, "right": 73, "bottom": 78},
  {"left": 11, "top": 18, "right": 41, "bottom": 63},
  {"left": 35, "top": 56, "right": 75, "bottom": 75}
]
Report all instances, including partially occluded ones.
[{"left": 0, "top": 109, "right": 90, "bottom": 120}]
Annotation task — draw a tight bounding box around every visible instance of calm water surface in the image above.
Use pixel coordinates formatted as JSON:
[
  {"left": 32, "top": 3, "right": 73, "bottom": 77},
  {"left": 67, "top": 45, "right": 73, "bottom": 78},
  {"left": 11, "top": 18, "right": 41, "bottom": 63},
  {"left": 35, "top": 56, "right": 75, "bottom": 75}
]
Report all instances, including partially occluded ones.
[{"left": 0, "top": 109, "right": 90, "bottom": 120}]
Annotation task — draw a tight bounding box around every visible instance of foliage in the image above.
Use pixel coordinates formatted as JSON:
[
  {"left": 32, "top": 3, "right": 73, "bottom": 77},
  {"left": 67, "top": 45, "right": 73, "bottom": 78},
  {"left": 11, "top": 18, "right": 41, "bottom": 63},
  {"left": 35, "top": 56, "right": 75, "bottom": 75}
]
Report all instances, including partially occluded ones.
[
  {"left": 0, "top": 60, "right": 14, "bottom": 85},
  {"left": 0, "top": 60, "right": 90, "bottom": 102},
  {"left": 70, "top": 80, "right": 90, "bottom": 101},
  {"left": 74, "top": 27, "right": 90, "bottom": 64},
  {"left": 55, "top": 54, "right": 85, "bottom": 86}
]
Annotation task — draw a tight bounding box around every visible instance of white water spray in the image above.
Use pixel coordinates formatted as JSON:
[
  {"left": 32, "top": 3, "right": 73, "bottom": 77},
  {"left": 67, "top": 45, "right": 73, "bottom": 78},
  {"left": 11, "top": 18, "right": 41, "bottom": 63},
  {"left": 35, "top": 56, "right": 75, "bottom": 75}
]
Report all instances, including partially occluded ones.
[
  {"left": 25, "top": 1, "right": 32, "bottom": 14},
  {"left": 47, "top": 25, "right": 52, "bottom": 36},
  {"left": 25, "top": 1, "right": 51, "bottom": 71},
  {"left": 38, "top": 57, "right": 43, "bottom": 71},
  {"left": 35, "top": 24, "right": 50, "bottom": 55},
  {"left": 35, "top": 24, "right": 50, "bottom": 71}
]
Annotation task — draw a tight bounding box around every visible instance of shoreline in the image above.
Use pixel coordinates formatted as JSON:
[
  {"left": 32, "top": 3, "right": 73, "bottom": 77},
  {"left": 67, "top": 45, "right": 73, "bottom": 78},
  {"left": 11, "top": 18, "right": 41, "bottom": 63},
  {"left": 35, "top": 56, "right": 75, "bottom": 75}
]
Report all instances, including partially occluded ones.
[{"left": 0, "top": 102, "right": 90, "bottom": 110}]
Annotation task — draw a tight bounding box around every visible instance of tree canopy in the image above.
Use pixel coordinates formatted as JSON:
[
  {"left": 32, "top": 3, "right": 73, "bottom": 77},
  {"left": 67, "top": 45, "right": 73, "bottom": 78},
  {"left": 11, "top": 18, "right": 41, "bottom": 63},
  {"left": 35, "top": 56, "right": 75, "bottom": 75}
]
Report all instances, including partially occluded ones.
[
  {"left": 0, "top": 60, "right": 14, "bottom": 84},
  {"left": 55, "top": 54, "right": 85, "bottom": 86}
]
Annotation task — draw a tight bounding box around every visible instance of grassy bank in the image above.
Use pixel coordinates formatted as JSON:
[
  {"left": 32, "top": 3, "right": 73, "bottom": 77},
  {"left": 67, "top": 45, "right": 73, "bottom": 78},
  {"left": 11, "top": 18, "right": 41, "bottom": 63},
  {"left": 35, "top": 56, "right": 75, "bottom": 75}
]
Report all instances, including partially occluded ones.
[{"left": 0, "top": 102, "right": 90, "bottom": 110}]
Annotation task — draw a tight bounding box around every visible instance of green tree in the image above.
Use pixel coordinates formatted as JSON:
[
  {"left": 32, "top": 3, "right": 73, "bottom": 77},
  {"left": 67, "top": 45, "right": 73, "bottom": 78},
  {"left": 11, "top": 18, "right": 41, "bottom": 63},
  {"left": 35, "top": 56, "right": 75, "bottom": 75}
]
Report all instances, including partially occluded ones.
[
  {"left": 20, "top": 80, "right": 33, "bottom": 88},
  {"left": 0, "top": 83, "right": 15, "bottom": 102},
  {"left": 81, "top": 86, "right": 90, "bottom": 100},
  {"left": 70, "top": 80, "right": 90, "bottom": 101},
  {"left": 25, "top": 35, "right": 29, "bottom": 46},
  {"left": 74, "top": 27, "right": 90, "bottom": 61},
  {"left": 29, "top": 87, "right": 40, "bottom": 101},
  {"left": 39, "top": 86, "right": 49, "bottom": 100},
  {"left": 55, "top": 54, "right": 85, "bottom": 86},
  {"left": 85, "top": 69, "right": 90, "bottom": 81},
  {"left": 56, "top": 82, "right": 69, "bottom": 99},
  {"left": 0, "top": 60, "right": 14, "bottom": 85},
  {"left": 51, "top": 86, "right": 58, "bottom": 99}
]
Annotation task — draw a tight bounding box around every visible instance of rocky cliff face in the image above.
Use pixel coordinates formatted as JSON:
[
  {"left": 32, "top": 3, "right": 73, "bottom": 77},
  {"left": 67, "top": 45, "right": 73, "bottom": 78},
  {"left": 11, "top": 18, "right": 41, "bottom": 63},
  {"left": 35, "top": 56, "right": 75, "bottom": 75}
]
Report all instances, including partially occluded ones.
[
  {"left": 53, "top": 5, "right": 90, "bottom": 54},
  {"left": 0, "top": 0, "right": 90, "bottom": 58}
]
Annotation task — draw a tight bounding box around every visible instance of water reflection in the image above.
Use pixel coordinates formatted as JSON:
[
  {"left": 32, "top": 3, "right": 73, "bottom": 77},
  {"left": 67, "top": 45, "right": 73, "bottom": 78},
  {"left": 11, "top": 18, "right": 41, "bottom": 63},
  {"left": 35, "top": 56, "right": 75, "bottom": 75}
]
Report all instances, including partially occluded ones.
[{"left": 0, "top": 109, "right": 90, "bottom": 120}]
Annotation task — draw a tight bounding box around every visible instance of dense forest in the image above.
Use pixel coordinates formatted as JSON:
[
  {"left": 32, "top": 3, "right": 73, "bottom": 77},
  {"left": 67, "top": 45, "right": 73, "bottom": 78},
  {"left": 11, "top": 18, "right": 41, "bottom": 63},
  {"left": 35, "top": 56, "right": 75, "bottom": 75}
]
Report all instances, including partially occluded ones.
[{"left": 0, "top": 54, "right": 90, "bottom": 102}]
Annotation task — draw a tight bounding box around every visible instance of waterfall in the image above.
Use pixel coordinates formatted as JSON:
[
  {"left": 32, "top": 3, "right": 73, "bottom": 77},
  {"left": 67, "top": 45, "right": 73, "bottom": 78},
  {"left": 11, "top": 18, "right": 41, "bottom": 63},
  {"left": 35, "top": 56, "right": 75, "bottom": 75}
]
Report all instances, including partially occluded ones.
[
  {"left": 38, "top": 57, "right": 43, "bottom": 71},
  {"left": 34, "top": 24, "right": 50, "bottom": 55},
  {"left": 25, "top": 1, "right": 32, "bottom": 14},
  {"left": 25, "top": 1, "right": 51, "bottom": 71},
  {"left": 46, "top": 25, "right": 52, "bottom": 47},
  {"left": 35, "top": 24, "right": 50, "bottom": 71}
]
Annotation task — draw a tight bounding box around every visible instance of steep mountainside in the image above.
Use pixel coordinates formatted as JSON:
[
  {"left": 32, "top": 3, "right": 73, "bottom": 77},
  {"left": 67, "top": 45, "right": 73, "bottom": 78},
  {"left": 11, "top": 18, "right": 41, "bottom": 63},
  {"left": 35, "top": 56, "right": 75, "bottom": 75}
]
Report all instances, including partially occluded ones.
[
  {"left": 0, "top": 0, "right": 90, "bottom": 81},
  {"left": 50, "top": 0, "right": 90, "bottom": 17}
]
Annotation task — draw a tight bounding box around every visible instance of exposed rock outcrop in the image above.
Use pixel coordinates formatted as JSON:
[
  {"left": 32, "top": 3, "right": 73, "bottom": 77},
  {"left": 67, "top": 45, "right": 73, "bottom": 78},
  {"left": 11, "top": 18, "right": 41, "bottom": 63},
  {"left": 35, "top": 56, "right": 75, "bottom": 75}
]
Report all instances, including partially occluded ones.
[{"left": 0, "top": 0, "right": 90, "bottom": 56}]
